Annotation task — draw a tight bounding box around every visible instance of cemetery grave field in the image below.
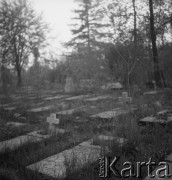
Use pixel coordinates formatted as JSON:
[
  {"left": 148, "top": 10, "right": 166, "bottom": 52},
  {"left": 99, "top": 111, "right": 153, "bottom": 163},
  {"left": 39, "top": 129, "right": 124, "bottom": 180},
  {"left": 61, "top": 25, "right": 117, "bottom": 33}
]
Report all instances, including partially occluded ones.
[{"left": 0, "top": 88, "right": 172, "bottom": 180}]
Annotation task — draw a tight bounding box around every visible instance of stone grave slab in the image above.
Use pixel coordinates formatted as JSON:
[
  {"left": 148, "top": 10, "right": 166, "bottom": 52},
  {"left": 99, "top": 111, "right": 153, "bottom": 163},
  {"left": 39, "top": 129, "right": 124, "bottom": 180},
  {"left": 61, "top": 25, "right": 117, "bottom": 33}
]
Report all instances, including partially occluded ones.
[
  {"left": 26, "top": 136, "right": 127, "bottom": 179},
  {"left": 27, "top": 130, "right": 51, "bottom": 139},
  {"left": 85, "top": 95, "right": 110, "bottom": 102},
  {"left": 57, "top": 109, "right": 75, "bottom": 115},
  {"left": 28, "top": 106, "right": 53, "bottom": 112},
  {"left": 6, "top": 122, "right": 26, "bottom": 127},
  {"left": 0, "top": 103, "right": 16, "bottom": 108},
  {"left": 165, "top": 154, "right": 172, "bottom": 162},
  {"left": 79, "top": 139, "right": 101, "bottom": 149},
  {"left": 65, "top": 95, "right": 90, "bottom": 101},
  {"left": 144, "top": 90, "right": 162, "bottom": 95},
  {"left": 93, "top": 135, "right": 127, "bottom": 147},
  {"left": 139, "top": 110, "right": 172, "bottom": 125},
  {"left": 27, "top": 96, "right": 37, "bottom": 100},
  {"left": 0, "top": 131, "right": 50, "bottom": 152},
  {"left": 27, "top": 140, "right": 101, "bottom": 178},
  {"left": 44, "top": 95, "right": 68, "bottom": 101},
  {"left": 11, "top": 95, "right": 21, "bottom": 100},
  {"left": 90, "top": 108, "right": 129, "bottom": 119},
  {"left": 4, "top": 107, "right": 16, "bottom": 111},
  {"left": 57, "top": 106, "right": 86, "bottom": 115},
  {"left": 101, "top": 82, "right": 123, "bottom": 90},
  {"left": 139, "top": 116, "right": 166, "bottom": 124},
  {"left": 157, "top": 110, "right": 169, "bottom": 115}
]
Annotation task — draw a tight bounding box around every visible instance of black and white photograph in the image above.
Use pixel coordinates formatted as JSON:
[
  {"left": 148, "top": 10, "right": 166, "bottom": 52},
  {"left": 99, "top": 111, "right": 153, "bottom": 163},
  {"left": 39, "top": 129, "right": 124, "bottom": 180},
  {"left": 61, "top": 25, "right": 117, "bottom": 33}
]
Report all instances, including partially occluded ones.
[{"left": 0, "top": 0, "right": 172, "bottom": 179}]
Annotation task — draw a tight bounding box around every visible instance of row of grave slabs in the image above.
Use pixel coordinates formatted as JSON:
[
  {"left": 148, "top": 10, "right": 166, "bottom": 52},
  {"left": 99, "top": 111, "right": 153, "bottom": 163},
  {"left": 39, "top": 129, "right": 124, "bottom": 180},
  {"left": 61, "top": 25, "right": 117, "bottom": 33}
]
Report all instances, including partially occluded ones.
[
  {"left": 0, "top": 93, "right": 123, "bottom": 150},
  {"left": 25, "top": 108, "right": 172, "bottom": 179},
  {"left": 1, "top": 92, "right": 172, "bottom": 179},
  {"left": 0, "top": 93, "right": 134, "bottom": 179}
]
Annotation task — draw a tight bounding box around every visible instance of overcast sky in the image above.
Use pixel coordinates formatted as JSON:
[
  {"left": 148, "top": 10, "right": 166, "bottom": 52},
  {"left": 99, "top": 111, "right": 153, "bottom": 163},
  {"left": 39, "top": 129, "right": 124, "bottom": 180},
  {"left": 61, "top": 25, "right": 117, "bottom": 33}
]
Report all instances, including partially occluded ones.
[{"left": 32, "top": 0, "right": 77, "bottom": 54}]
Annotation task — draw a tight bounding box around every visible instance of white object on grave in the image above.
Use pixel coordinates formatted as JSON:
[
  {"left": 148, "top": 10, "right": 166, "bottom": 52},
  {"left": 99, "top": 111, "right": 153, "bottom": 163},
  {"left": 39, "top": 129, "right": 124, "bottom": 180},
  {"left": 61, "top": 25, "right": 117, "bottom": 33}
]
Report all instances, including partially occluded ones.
[
  {"left": 64, "top": 77, "right": 75, "bottom": 93},
  {"left": 47, "top": 113, "right": 62, "bottom": 135}
]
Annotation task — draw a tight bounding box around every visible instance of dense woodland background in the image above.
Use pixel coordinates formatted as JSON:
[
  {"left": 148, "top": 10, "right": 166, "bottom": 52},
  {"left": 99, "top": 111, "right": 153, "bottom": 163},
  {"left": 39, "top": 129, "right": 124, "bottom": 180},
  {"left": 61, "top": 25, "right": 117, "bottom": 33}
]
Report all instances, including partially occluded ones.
[{"left": 0, "top": 0, "right": 172, "bottom": 93}]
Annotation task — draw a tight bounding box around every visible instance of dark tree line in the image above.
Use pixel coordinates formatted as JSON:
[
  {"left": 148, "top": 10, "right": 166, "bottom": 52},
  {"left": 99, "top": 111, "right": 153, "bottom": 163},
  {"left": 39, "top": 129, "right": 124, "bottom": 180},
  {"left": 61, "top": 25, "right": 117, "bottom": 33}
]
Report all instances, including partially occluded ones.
[{"left": 67, "top": 0, "right": 172, "bottom": 87}]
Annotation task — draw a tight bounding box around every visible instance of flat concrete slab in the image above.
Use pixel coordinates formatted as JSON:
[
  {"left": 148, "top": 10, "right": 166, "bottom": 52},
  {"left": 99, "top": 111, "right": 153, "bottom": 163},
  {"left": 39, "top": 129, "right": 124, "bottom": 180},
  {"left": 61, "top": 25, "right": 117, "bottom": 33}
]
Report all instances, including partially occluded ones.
[
  {"left": 6, "top": 122, "right": 27, "bottom": 127},
  {"left": 4, "top": 107, "right": 16, "bottom": 111},
  {"left": 91, "top": 108, "right": 129, "bottom": 119},
  {"left": 157, "top": 110, "right": 170, "bottom": 115},
  {"left": 0, "top": 131, "right": 50, "bottom": 152},
  {"left": 27, "top": 140, "right": 101, "bottom": 178},
  {"left": 28, "top": 106, "right": 53, "bottom": 112},
  {"left": 57, "top": 106, "right": 86, "bottom": 115},
  {"left": 27, "top": 96, "right": 37, "bottom": 100},
  {"left": 44, "top": 95, "right": 68, "bottom": 101},
  {"left": 140, "top": 116, "right": 166, "bottom": 124},
  {"left": 26, "top": 135, "right": 127, "bottom": 179},
  {"left": 140, "top": 110, "right": 172, "bottom": 124},
  {"left": 0, "top": 103, "right": 16, "bottom": 108},
  {"left": 144, "top": 90, "right": 163, "bottom": 95},
  {"left": 85, "top": 95, "right": 110, "bottom": 102},
  {"left": 93, "top": 135, "right": 127, "bottom": 147},
  {"left": 65, "top": 95, "right": 90, "bottom": 101}
]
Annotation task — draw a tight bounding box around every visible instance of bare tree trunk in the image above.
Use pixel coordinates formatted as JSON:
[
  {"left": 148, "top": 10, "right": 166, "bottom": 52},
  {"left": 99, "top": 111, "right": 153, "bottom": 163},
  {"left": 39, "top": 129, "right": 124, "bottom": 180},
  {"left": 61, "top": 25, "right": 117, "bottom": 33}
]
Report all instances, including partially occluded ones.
[
  {"left": 16, "top": 67, "right": 22, "bottom": 87},
  {"left": 149, "top": 0, "right": 162, "bottom": 87},
  {"left": 132, "top": 0, "right": 137, "bottom": 49},
  {"left": 15, "top": 58, "right": 22, "bottom": 87},
  {"left": 86, "top": 2, "right": 91, "bottom": 55},
  {"left": 1, "top": 64, "right": 7, "bottom": 94}
]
